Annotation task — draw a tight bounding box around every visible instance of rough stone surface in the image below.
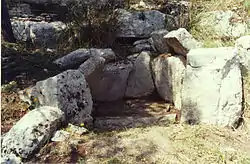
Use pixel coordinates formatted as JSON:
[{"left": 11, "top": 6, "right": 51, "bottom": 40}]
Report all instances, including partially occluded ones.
[
  {"left": 197, "top": 11, "right": 249, "bottom": 38},
  {"left": 164, "top": 28, "right": 202, "bottom": 56},
  {"left": 1, "top": 106, "right": 64, "bottom": 159},
  {"left": 51, "top": 130, "right": 70, "bottom": 142},
  {"left": 131, "top": 39, "right": 152, "bottom": 53},
  {"left": 152, "top": 55, "right": 186, "bottom": 109},
  {"left": 116, "top": 9, "right": 166, "bottom": 38},
  {"left": 126, "top": 51, "right": 154, "bottom": 98},
  {"left": 235, "top": 35, "right": 250, "bottom": 73},
  {"left": 11, "top": 20, "right": 65, "bottom": 48},
  {"left": 19, "top": 70, "right": 93, "bottom": 125},
  {"left": 9, "top": 3, "right": 32, "bottom": 17},
  {"left": 1, "top": 153, "right": 22, "bottom": 164},
  {"left": 150, "top": 29, "right": 169, "bottom": 53},
  {"left": 54, "top": 48, "right": 116, "bottom": 69},
  {"left": 181, "top": 47, "right": 242, "bottom": 127},
  {"left": 91, "top": 60, "right": 133, "bottom": 101}
]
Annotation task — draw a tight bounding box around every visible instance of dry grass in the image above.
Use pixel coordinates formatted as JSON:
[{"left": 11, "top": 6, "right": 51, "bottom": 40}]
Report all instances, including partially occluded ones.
[
  {"left": 188, "top": 0, "right": 250, "bottom": 47},
  {"left": 81, "top": 124, "right": 250, "bottom": 163}
]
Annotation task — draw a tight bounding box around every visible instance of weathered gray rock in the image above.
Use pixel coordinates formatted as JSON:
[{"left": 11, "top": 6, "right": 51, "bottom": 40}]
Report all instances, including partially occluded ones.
[
  {"left": 78, "top": 55, "right": 106, "bottom": 78},
  {"left": 126, "top": 51, "right": 154, "bottom": 98},
  {"left": 152, "top": 55, "right": 186, "bottom": 109},
  {"left": 54, "top": 48, "right": 116, "bottom": 69},
  {"left": 116, "top": 9, "right": 166, "bottom": 38},
  {"left": 11, "top": 20, "right": 65, "bottom": 48},
  {"left": 91, "top": 60, "right": 133, "bottom": 101},
  {"left": 1, "top": 153, "right": 22, "bottom": 164},
  {"left": 150, "top": 29, "right": 169, "bottom": 53},
  {"left": 1, "top": 106, "right": 64, "bottom": 159},
  {"left": 131, "top": 39, "right": 152, "bottom": 53},
  {"left": 181, "top": 47, "right": 242, "bottom": 127},
  {"left": 51, "top": 130, "right": 70, "bottom": 142},
  {"left": 197, "top": 11, "right": 249, "bottom": 38},
  {"left": 9, "top": 3, "right": 32, "bottom": 17},
  {"left": 164, "top": 28, "right": 202, "bottom": 56},
  {"left": 19, "top": 70, "right": 93, "bottom": 125},
  {"left": 235, "top": 35, "right": 250, "bottom": 73}
]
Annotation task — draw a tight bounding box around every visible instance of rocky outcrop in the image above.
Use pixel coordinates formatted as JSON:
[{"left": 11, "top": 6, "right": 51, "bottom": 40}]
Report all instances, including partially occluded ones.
[
  {"left": 1, "top": 106, "right": 64, "bottom": 160},
  {"left": 116, "top": 9, "right": 166, "bottom": 38},
  {"left": 150, "top": 29, "right": 169, "bottom": 54},
  {"left": 90, "top": 60, "right": 133, "bottom": 101},
  {"left": 152, "top": 54, "right": 186, "bottom": 109},
  {"left": 164, "top": 28, "right": 202, "bottom": 56},
  {"left": 11, "top": 20, "right": 65, "bottom": 48},
  {"left": 196, "top": 11, "right": 249, "bottom": 38},
  {"left": 126, "top": 51, "right": 154, "bottom": 98},
  {"left": 19, "top": 70, "right": 93, "bottom": 125},
  {"left": 181, "top": 47, "right": 242, "bottom": 127},
  {"left": 54, "top": 48, "right": 116, "bottom": 69}
]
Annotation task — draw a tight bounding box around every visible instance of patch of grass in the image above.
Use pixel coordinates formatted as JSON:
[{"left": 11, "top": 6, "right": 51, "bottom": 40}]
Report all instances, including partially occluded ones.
[{"left": 188, "top": 0, "right": 249, "bottom": 47}]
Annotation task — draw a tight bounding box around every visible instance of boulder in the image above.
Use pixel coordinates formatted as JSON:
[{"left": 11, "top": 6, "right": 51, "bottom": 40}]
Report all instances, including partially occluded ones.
[
  {"left": 150, "top": 29, "right": 169, "bottom": 53},
  {"left": 196, "top": 11, "right": 249, "bottom": 38},
  {"left": 131, "top": 39, "right": 152, "bottom": 53},
  {"left": 116, "top": 9, "right": 166, "bottom": 38},
  {"left": 181, "top": 47, "right": 242, "bottom": 127},
  {"left": 91, "top": 60, "right": 133, "bottom": 101},
  {"left": 152, "top": 54, "right": 186, "bottom": 109},
  {"left": 54, "top": 48, "right": 116, "bottom": 69},
  {"left": 1, "top": 106, "right": 64, "bottom": 159},
  {"left": 19, "top": 70, "right": 93, "bottom": 125},
  {"left": 164, "top": 28, "right": 202, "bottom": 56},
  {"left": 11, "top": 20, "right": 65, "bottom": 48},
  {"left": 126, "top": 51, "right": 154, "bottom": 98}
]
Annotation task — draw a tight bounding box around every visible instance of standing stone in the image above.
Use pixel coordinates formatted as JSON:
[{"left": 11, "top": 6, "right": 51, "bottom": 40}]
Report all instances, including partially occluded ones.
[
  {"left": 1, "top": 106, "right": 64, "bottom": 159},
  {"left": 19, "top": 70, "right": 93, "bottom": 125},
  {"left": 152, "top": 54, "right": 186, "bottom": 109},
  {"left": 181, "top": 47, "right": 242, "bottom": 127},
  {"left": 91, "top": 60, "right": 133, "bottom": 101},
  {"left": 164, "top": 28, "right": 202, "bottom": 56},
  {"left": 126, "top": 51, "right": 155, "bottom": 98}
]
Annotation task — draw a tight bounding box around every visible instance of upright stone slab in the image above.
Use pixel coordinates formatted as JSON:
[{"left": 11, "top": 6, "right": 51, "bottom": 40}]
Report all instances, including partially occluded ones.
[
  {"left": 126, "top": 51, "right": 155, "bottom": 98},
  {"left": 181, "top": 47, "right": 242, "bottom": 127},
  {"left": 152, "top": 54, "right": 186, "bottom": 109},
  {"left": 90, "top": 60, "right": 133, "bottom": 101},
  {"left": 19, "top": 70, "right": 93, "bottom": 125}
]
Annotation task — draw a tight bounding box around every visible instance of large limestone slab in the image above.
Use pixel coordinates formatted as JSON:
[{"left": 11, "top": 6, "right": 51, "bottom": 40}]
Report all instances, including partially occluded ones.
[
  {"left": 19, "top": 70, "right": 93, "bottom": 125},
  {"left": 126, "top": 51, "right": 154, "bottom": 98},
  {"left": 1, "top": 106, "right": 64, "bottom": 159},
  {"left": 181, "top": 47, "right": 242, "bottom": 127},
  {"left": 91, "top": 60, "right": 133, "bottom": 101},
  {"left": 152, "top": 54, "right": 186, "bottom": 109}
]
